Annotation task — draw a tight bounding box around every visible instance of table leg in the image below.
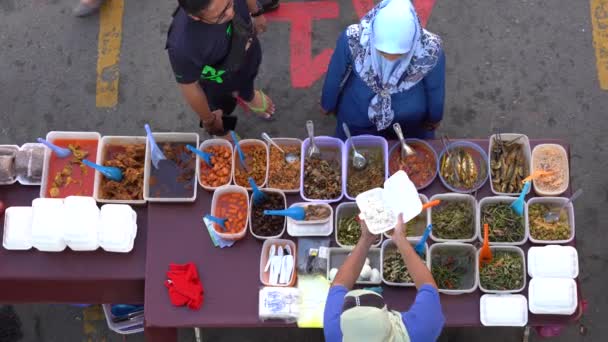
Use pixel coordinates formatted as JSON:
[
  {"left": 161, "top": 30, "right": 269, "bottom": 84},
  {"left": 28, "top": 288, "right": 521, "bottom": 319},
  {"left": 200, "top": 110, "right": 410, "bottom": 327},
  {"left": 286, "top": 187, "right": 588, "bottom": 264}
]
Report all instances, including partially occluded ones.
[{"left": 145, "top": 327, "right": 177, "bottom": 342}]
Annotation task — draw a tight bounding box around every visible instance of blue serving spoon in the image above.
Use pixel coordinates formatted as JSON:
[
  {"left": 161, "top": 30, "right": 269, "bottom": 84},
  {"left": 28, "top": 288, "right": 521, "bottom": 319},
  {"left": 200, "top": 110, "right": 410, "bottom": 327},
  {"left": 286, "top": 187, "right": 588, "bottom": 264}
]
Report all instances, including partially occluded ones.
[
  {"left": 82, "top": 159, "right": 123, "bottom": 182},
  {"left": 186, "top": 144, "right": 213, "bottom": 167},
  {"left": 510, "top": 181, "right": 531, "bottom": 216},
  {"left": 144, "top": 123, "right": 167, "bottom": 169},
  {"left": 414, "top": 224, "right": 433, "bottom": 257},
  {"left": 264, "top": 207, "right": 306, "bottom": 221},
  {"left": 204, "top": 214, "right": 227, "bottom": 232},
  {"left": 230, "top": 131, "right": 250, "bottom": 172},
  {"left": 248, "top": 177, "right": 266, "bottom": 205},
  {"left": 37, "top": 138, "right": 71, "bottom": 158}
]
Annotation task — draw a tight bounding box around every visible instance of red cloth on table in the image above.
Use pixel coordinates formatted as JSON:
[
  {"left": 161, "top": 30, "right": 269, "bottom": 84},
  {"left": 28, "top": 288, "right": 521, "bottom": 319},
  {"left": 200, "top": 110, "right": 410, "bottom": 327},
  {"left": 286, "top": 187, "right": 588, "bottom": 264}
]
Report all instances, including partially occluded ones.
[{"left": 164, "top": 262, "right": 204, "bottom": 310}]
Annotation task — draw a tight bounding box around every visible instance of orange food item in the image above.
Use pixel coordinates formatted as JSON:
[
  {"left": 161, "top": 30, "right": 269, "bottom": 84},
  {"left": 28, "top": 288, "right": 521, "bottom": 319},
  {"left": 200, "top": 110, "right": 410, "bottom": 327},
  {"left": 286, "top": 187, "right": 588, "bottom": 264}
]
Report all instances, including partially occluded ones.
[
  {"left": 200, "top": 145, "right": 232, "bottom": 188},
  {"left": 268, "top": 145, "right": 301, "bottom": 190},
  {"left": 234, "top": 144, "right": 267, "bottom": 186},
  {"left": 213, "top": 192, "right": 248, "bottom": 233},
  {"left": 45, "top": 139, "right": 98, "bottom": 198}
]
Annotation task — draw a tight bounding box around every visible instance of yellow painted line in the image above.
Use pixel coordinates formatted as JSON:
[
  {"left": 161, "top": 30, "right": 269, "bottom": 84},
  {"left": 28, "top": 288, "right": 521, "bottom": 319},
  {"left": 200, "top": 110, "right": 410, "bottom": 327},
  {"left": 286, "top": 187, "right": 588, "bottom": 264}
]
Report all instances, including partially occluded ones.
[
  {"left": 83, "top": 305, "right": 105, "bottom": 337},
  {"left": 591, "top": 0, "right": 608, "bottom": 90},
  {"left": 96, "top": 0, "right": 125, "bottom": 107}
]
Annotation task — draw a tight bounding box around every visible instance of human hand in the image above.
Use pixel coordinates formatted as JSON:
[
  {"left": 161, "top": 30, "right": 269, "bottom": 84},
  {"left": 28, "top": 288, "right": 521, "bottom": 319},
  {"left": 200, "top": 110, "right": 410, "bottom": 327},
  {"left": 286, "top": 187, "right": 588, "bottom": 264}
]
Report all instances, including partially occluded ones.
[
  {"left": 202, "top": 109, "right": 224, "bottom": 135},
  {"left": 392, "top": 214, "right": 408, "bottom": 244},
  {"left": 358, "top": 217, "right": 378, "bottom": 246},
  {"left": 253, "top": 15, "right": 267, "bottom": 34},
  {"left": 319, "top": 101, "right": 333, "bottom": 116}
]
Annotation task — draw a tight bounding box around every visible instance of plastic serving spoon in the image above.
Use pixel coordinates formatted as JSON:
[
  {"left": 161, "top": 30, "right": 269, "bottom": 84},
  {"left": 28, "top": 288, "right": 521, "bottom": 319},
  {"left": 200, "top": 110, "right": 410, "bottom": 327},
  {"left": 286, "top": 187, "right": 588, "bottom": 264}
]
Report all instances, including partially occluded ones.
[
  {"left": 479, "top": 223, "right": 493, "bottom": 266},
  {"left": 510, "top": 181, "right": 531, "bottom": 216},
  {"left": 249, "top": 177, "right": 267, "bottom": 205},
  {"left": 544, "top": 189, "right": 583, "bottom": 223},
  {"left": 82, "top": 159, "right": 123, "bottom": 182},
  {"left": 522, "top": 170, "right": 554, "bottom": 184},
  {"left": 264, "top": 207, "right": 306, "bottom": 221},
  {"left": 422, "top": 200, "right": 441, "bottom": 210},
  {"left": 37, "top": 138, "right": 71, "bottom": 158},
  {"left": 186, "top": 144, "right": 213, "bottom": 167},
  {"left": 230, "top": 131, "right": 250, "bottom": 172},
  {"left": 204, "top": 214, "right": 227, "bottom": 232},
  {"left": 414, "top": 224, "right": 432, "bottom": 256},
  {"left": 144, "top": 124, "right": 166, "bottom": 169},
  {"left": 261, "top": 132, "right": 298, "bottom": 164}
]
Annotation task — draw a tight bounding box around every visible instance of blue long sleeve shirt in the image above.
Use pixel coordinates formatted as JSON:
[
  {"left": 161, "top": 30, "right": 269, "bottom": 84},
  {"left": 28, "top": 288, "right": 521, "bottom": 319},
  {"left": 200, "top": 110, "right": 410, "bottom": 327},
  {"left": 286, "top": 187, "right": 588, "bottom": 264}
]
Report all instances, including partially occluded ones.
[{"left": 321, "top": 31, "right": 445, "bottom": 140}]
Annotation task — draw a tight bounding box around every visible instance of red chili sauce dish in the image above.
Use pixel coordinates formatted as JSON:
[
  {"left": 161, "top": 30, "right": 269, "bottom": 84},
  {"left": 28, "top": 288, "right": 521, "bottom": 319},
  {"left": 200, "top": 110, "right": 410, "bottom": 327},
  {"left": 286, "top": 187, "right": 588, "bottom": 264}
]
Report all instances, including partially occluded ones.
[
  {"left": 389, "top": 142, "right": 437, "bottom": 189},
  {"left": 45, "top": 139, "right": 99, "bottom": 198}
]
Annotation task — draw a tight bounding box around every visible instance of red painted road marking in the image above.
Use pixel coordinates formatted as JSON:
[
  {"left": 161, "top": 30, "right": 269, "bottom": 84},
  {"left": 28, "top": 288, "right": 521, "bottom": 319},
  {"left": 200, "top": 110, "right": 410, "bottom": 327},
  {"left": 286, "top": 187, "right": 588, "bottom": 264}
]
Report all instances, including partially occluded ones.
[{"left": 267, "top": 0, "right": 436, "bottom": 88}]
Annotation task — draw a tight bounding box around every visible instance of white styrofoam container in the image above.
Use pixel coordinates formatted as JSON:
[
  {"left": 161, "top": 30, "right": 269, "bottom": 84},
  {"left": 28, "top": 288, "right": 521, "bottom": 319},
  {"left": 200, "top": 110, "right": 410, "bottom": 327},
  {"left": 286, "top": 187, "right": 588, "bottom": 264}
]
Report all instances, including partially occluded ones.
[
  {"left": 477, "top": 246, "right": 526, "bottom": 294},
  {"left": 102, "top": 304, "right": 144, "bottom": 335},
  {"left": 40, "top": 131, "right": 101, "bottom": 199},
  {"left": 143, "top": 132, "right": 199, "bottom": 202},
  {"left": 429, "top": 193, "right": 478, "bottom": 243},
  {"left": 93, "top": 136, "right": 147, "bottom": 205},
  {"left": 480, "top": 294, "right": 528, "bottom": 327},
  {"left": 531, "top": 144, "right": 569, "bottom": 196},
  {"left": 327, "top": 247, "right": 382, "bottom": 285},
  {"left": 16, "top": 143, "right": 45, "bottom": 186},
  {"left": 98, "top": 204, "right": 137, "bottom": 253},
  {"left": 528, "top": 245, "right": 579, "bottom": 279},
  {"left": 249, "top": 188, "right": 287, "bottom": 240},
  {"left": 429, "top": 242, "right": 478, "bottom": 294},
  {"left": 526, "top": 197, "right": 575, "bottom": 244},
  {"left": 286, "top": 202, "right": 333, "bottom": 237},
  {"left": 384, "top": 194, "right": 429, "bottom": 240},
  {"left": 529, "top": 277, "right": 578, "bottom": 315},
  {"left": 210, "top": 185, "right": 249, "bottom": 241},
  {"left": 31, "top": 198, "right": 67, "bottom": 252},
  {"left": 0, "top": 145, "right": 19, "bottom": 185},
  {"left": 2, "top": 206, "right": 33, "bottom": 250},
  {"left": 488, "top": 134, "right": 532, "bottom": 196},
  {"left": 477, "top": 196, "right": 528, "bottom": 246},
  {"left": 265, "top": 137, "right": 302, "bottom": 193},
  {"left": 259, "top": 239, "right": 297, "bottom": 287},
  {"left": 198, "top": 138, "right": 233, "bottom": 191},
  {"left": 381, "top": 239, "right": 429, "bottom": 287},
  {"left": 232, "top": 139, "right": 269, "bottom": 190},
  {"left": 356, "top": 171, "right": 422, "bottom": 235},
  {"left": 343, "top": 135, "right": 389, "bottom": 200},
  {"left": 335, "top": 201, "right": 382, "bottom": 248},
  {"left": 63, "top": 196, "right": 100, "bottom": 251}
]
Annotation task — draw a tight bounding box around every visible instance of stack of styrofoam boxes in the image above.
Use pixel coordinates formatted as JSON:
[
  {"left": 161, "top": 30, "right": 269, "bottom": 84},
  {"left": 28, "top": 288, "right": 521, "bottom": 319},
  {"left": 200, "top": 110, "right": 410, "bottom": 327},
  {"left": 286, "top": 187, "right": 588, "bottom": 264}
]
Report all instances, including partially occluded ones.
[
  {"left": 2, "top": 196, "right": 137, "bottom": 253},
  {"left": 527, "top": 245, "right": 579, "bottom": 316}
]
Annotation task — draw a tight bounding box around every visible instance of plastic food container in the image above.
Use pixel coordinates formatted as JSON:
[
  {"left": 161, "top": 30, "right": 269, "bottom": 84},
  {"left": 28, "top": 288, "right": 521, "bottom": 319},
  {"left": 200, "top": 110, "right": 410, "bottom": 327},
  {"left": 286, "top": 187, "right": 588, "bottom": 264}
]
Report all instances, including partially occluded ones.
[
  {"left": 429, "top": 193, "right": 478, "bottom": 243},
  {"left": 438, "top": 140, "right": 489, "bottom": 194},
  {"left": 143, "top": 132, "right": 199, "bottom": 203},
  {"left": 98, "top": 204, "right": 138, "bottom": 253},
  {"left": 480, "top": 294, "right": 528, "bottom": 327},
  {"left": 343, "top": 135, "right": 388, "bottom": 200},
  {"left": 384, "top": 194, "right": 429, "bottom": 240},
  {"left": 531, "top": 144, "right": 569, "bottom": 196},
  {"left": 198, "top": 138, "right": 233, "bottom": 191},
  {"left": 327, "top": 247, "right": 382, "bottom": 285},
  {"left": 527, "top": 245, "right": 579, "bottom": 278},
  {"left": 0, "top": 145, "right": 19, "bottom": 185},
  {"left": 526, "top": 197, "right": 575, "bottom": 244},
  {"left": 488, "top": 134, "right": 532, "bottom": 196},
  {"left": 210, "top": 185, "right": 249, "bottom": 241},
  {"left": 388, "top": 139, "right": 438, "bottom": 191},
  {"left": 528, "top": 277, "right": 577, "bottom": 315},
  {"left": 300, "top": 136, "right": 344, "bottom": 203},
  {"left": 102, "top": 304, "right": 144, "bottom": 335},
  {"left": 477, "top": 246, "right": 526, "bottom": 294},
  {"left": 477, "top": 196, "right": 528, "bottom": 246},
  {"left": 335, "top": 201, "right": 382, "bottom": 248},
  {"left": 40, "top": 131, "right": 102, "bottom": 199},
  {"left": 31, "top": 198, "right": 67, "bottom": 252},
  {"left": 16, "top": 143, "right": 45, "bottom": 186},
  {"left": 249, "top": 188, "right": 287, "bottom": 240},
  {"left": 265, "top": 137, "right": 302, "bottom": 193},
  {"left": 2, "top": 206, "right": 33, "bottom": 250},
  {"left": 93, "top": 136, "right": 148, "bottom": 205},
  {"left": 286, "top": 202, "right": 333, "bottom": 237},
  {"left": 356, "top": 170, "right": 422, "bottom": 235},
  {"left": 63, "top": 196, "right": 100, "bottom": 251},
  {"left": 381, "top": 239, "right": 429, "bottom": 287},
  {"left": 429, "top": 242, "right": 478, "bottom": 294},
  {"left": 232, "top": 139, "right": 268, "bottom": 190},
  {"left": 259, "top": 239, "right": 297, "bottom": 287}
]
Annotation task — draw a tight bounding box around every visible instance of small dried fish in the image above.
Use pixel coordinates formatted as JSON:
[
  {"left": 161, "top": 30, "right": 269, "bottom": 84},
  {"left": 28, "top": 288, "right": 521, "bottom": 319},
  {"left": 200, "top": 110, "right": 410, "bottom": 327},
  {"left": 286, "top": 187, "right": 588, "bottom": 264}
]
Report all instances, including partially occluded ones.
[{"left": 490, "top": 136, "right": 528, "bottom": 193}]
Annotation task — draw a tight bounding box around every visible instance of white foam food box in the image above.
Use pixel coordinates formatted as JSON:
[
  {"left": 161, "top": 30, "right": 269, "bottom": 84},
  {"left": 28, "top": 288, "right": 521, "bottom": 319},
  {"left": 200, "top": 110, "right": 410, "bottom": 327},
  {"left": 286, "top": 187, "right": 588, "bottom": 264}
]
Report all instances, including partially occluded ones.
[
  {"left": 98, "top": 204, "right": 138, "bottom": 253},
  {"left": 480, "top": 294, "right": 528, "bottom": 327},
  {"left": 528, "top": 245, "right": 579, "bottom": 279},
  {"left": 528, "top": 278, "right": 578, "bottom": 315},
  {"left": 2, "top": 206, "right": 33, "bottom": 250},
  {"left": 63, "top": 196, "right": 100, "bottom": 251},
  {"left": 31, "top": 198, "right": 67, "bottom": 252}
]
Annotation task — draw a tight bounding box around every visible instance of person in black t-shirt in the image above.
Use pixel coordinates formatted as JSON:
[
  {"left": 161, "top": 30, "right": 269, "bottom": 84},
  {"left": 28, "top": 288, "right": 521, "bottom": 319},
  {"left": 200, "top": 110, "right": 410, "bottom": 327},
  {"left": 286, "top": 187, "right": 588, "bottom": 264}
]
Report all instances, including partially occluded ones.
[{"left": 167, "top": 0, "right": 275, "bottom": 135}]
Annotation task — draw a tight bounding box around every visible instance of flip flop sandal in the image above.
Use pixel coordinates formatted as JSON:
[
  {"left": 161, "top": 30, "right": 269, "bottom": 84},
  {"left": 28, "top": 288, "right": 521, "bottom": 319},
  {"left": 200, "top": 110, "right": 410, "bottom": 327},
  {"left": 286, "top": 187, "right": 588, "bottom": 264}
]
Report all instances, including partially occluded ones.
[{"left": 236, "top": 90, "right": 275, "bottom": 121}]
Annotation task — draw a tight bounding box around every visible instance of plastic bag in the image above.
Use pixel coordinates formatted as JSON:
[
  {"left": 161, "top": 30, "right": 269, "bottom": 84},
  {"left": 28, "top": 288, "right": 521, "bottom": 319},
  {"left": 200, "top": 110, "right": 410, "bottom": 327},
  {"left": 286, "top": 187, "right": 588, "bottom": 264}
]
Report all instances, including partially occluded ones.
[
  {"left": 297, "top": 237, "right": 330, "bottom": 276},
  {"left": 259, "top": 286, "right": 300, "bottom": 323}
]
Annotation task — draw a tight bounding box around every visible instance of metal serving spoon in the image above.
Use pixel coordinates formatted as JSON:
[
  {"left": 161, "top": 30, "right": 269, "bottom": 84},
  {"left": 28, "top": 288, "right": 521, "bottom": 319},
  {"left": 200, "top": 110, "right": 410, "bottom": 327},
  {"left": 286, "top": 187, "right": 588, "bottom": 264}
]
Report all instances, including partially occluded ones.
[
  {"left": 305, "top": 120, "right": 321, "bottom": 159},
  {"left": 261, "top": 132, "right": 298, "bottom": 164},
  {"left": 392, "top": 123, "right": 416, "bottom": 158},
  {"left": 342, "top": 123, "right": 367, "bottom": 170}
]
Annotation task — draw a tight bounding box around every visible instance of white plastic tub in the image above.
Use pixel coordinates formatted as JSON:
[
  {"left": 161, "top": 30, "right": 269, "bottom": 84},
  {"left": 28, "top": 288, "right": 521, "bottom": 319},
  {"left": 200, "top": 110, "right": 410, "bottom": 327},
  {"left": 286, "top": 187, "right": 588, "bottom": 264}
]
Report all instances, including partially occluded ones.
[
  {"left": 527, "top": 245, "right": 579, "bottom": 278},
  {"left": 343, "top": 135, "right": 388, "bottom": 200},
  {"left": 143, "top": 132, "right": 199, "bottom": 202},
  {"left": 526, "top": 197, "right": 575, "bottom": 244},
  {"left": 102, "top": 304, "right": 144, "bottom": 335},
  {"left": 529, "top": 277, "right": 577, "bottom": 315},
  {"left": 40, "top": 131, "right": 101, "bottom": 199},
  {"left": 266, "top": 137, "right": 302, "bottom": 193},
  {"left": 2, "top": 206, "right": 33, "bottom": 250},
  {"left": 198, "top": 138, "right": 233, "bottom": 191},
  {"left": 477, "top": 246, "right": 526, "bottom": 294},
  {"left": 384, "top": 194, "right": 429, "bottom": 240},
  {"left": 93, "top": 136, "right": 147, "bottom": 205},
  {"left": 0, "top": 145, "right": 20, "bottom": 185},
  {"left": 249, "top": 188, "right": 287, "bottom": 240},
  {"left": 381, "top": 239, "right": 429, "bottom": 287},
  {"left": 335, "top": 201, "right": 382, "bottom": 248},
  {"left": 429, "top": 242, "right": 478, "bottom": 294},
  {"left": 477, "top": 196, "right": 528, "bottom": 246},
  {"left": 259, "top": 239, "right": 297, "bottom": 287},
  {"left": 531, "top": 144, "right": 569, "bottom": 196},
  {"left": 488, "top": 134, "right": 532, "bottom": 196},
  {"left": 480, "top": 294, "right": 528, "bottom": 327},
  {"left": 327, "top": 247, "right": 382, "bottom": 285},
  {"left": 286, "top": 202, "right": 333, "bottom": 237},
  {"left": 429, "top": 193, "right": 478, "bottom": 243},
  {"left": 232, "top": 139, "right": 268, "bottom": 190},
  {"left": 210, "top": 185, "right": 249, "bottom": 241}
]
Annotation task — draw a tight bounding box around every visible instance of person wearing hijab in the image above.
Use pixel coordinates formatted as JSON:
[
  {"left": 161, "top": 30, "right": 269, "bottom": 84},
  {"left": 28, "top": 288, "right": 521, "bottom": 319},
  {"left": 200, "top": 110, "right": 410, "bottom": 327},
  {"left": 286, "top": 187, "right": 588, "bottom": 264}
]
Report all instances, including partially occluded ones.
[
  {"left": 323, "top": 215, "right": 444, "bottom": 342},
  {"left": 321, "top": 0, "right": 445, "bottom": 140}
]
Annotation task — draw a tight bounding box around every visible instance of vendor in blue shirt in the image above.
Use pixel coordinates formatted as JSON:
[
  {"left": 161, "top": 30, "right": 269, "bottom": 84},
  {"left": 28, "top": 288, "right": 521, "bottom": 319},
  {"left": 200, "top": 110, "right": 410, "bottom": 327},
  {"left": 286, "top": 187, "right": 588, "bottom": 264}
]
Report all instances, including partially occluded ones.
[
  {"left": 323, "top": 214, "right": 445, "bottom": 342},
  {"left": 320, "top": 0, "right": 445, "bottom": 140}
]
